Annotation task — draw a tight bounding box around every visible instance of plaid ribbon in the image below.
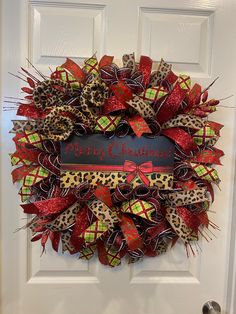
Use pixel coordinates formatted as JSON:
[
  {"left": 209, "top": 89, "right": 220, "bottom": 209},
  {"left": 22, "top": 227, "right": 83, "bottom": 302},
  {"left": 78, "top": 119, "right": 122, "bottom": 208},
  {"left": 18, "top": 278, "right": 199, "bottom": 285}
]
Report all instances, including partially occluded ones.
[
  {"left": 95, "top": 115, "right": 121, "bottom": 132},
  {"left": 51, "top": 66, "right": 80, "bottom": 88},
  {"left": 207, "top": 121, "right": 223, "bottom": 135},
  {"left": 191, "top": 163, "right": 219, "bottom": 183},
  {"left": 83, "top": 56, "right": 99, "bottom": 76},
  {"left": 140, "top": 86, "right": 167, "bottom": 103},
  {"left": 83, "top": 220, "right": 108, "bottom": 244},
  {"left": 192, "top": 126, "right": 216, "bottom": 146},
  {"left": 12, "top": 165, "right": 36, "bottom": 183},
  {"left": 18, "top": 186, "right": 32, "bottom": 202},
  {"left": 106, "top": 246, "right": 121, "bottom": 267},
  {"left": 122, "top": 199, "right": 155, "bottom": 221},
  {"left": 21, "top": 166, "right": 49, "bottom": 187},
  {"left": 178, "top": 74, "right": 191, "bottom": 90},
  {"left": 79, "top": 244, "right": 97, "bottom": 260},
  {"left": 10, "top": 154, "right": 32, "bottom": 166},
  {"left": 16, "top": 131, "right": 44, "bottom": 149}
]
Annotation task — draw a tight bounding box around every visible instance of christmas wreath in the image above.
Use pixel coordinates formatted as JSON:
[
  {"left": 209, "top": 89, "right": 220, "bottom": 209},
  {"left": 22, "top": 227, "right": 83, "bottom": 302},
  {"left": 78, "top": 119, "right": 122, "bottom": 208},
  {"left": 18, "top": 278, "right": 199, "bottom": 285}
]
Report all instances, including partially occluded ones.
[{"left": 9, "top": 53, "right": 224, "bottom": 267}]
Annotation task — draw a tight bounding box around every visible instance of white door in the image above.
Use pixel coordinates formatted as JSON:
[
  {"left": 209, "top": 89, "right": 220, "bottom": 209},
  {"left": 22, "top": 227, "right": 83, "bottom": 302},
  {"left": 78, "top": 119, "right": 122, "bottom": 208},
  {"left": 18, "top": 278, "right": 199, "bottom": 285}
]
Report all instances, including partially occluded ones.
[{"left": 1, "top": 0, "right": 236, "bottom": 314}]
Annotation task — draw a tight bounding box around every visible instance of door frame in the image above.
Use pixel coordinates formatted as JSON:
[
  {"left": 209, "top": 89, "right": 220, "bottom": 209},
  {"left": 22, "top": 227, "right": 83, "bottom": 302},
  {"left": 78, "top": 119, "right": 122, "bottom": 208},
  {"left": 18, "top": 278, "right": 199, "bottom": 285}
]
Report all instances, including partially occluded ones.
[
  {"left": 227, "top": 165, "right": 236, "bottom": 314},
  {"left": 0, "top": 0, "right": 236, "bottom": 313}
]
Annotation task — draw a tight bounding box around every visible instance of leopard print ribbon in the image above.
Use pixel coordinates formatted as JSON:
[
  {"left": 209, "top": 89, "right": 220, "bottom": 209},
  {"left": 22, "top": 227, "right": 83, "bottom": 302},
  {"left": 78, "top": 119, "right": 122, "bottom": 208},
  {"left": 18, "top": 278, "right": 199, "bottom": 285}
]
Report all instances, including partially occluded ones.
[
  {"left": 42, "top": 105, "right": 90, "bottom": 141},
  {"left": 165, "top": 188, "right": 208, "bottom": 207},
  {"left": 88, "top": 199, "right": 120, "bottom": 230},
  {"left": 122, "top": 53, "right": 137, "bottom": 73},
  {"left": 80, "top": 78, "right": 109, "bottom": 125},
  {"left": 165, "top": 207, "right": 198, "bottom": 245},
  {"left": 162, "top": 114, "right": 204, "bottom": 130},
  {"left": 127, "top": 95, "right": 155, "bottom": 118},
  {"left": 33, "top": 79, "right": 78, "bottom": 110},
  {"left": 61, "top": 230, "right": 76, "bottom": 253},
  {"left": 148, "top": 59, "right": 172, "bottom": 87},
  {"left": 40, "top": 78, "right": 109, "bottom": 140},
  {"left": 10, "top": 120, "right": 39, "bottom": 133},
  {"left": 46, "top": 201, "right": 81, "bottom": 231}
]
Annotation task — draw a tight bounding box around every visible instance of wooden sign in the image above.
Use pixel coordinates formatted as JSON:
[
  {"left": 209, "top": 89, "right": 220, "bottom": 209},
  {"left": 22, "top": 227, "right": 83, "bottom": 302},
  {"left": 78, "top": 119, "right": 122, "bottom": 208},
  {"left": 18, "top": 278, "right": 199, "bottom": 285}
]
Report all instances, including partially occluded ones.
[{"left": 60, "top": 135, "right": 174, "bottom": 189}]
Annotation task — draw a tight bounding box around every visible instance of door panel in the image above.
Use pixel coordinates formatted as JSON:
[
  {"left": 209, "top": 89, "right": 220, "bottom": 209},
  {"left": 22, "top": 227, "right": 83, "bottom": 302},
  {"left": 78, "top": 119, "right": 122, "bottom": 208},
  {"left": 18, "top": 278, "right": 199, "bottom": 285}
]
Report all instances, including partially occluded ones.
[
  {"left": 138, "top": 7, "right": 213, "bottom": 76},
  {"left": 1, "top": 0, "right": 236, "bottom": 314}
]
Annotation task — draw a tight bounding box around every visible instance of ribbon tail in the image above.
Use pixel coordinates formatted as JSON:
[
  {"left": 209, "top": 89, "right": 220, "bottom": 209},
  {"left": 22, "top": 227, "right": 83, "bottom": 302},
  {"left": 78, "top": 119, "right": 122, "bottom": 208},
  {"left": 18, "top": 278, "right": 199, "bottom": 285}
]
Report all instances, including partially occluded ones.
[
  {"left": 120, "top": 215, "right": 143, "bottom": 251},
  {"left": 138, "top": 171, "right": 150, "bottom": 186},
  {"left": 126, "top": 171, "right": 136, "bottom": 183}
]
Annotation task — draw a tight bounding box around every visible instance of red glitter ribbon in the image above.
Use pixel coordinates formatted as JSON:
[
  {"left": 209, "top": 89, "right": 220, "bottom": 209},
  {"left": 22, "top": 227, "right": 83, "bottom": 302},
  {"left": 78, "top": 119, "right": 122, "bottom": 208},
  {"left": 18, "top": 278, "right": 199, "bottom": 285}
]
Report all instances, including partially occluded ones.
[
  {"left": 94, "top": 185, "right": 113, "bottom": 207},
  {"left": 99, "top": 55, "right": 114, "bottom": 68},
  {"left": 164, "top": 71, "right": 178, "bottom": 85},
  {"left": 110, "top": 80, "right": 133, "bottom": 103},
  {"left": 17, "top": 104, "right": 47, "bottom": 119},
  {"left": 156, "top": 83, "right": 188, "bottom": 124},
  {"left": 187, "top": 83, "right": 201, "bottom": 109},
  {"left": 49, "top": 231, "right": 61, "bottom": 252},
  {"left": 162, "top": 127, "right": 197, "bottom": 154},
  {"left": 12, "top": 142, "right": 40, "bottom": 163},
  {"left": 190, "top": 149, "right": 223, "bottom": 165},
  {"left": 139, "top": 56, "right": 152, "bottom": 86},
  {"left": 103, "top": 96, "right": 127, "bottom": 114},
  {"left": 176, "top": 207, "right": 201, "bottom": 232},
  {"left": 70, "top": 206, "right": 90, "bottom": 250},
  {"left": 21, "top": 194, "right": 77, "bottom": 216},
  {"left": 97, "top": 238, "right": 109, "bottom": 265},
  {"left": 61, "top": 58, "right": 86, "bottom": 83},
  {"left": 207, "top": 121, "right": 224, "bottom": 135},
  {"left": 123, "top": 160, "right": 153, "bottom": 186}
]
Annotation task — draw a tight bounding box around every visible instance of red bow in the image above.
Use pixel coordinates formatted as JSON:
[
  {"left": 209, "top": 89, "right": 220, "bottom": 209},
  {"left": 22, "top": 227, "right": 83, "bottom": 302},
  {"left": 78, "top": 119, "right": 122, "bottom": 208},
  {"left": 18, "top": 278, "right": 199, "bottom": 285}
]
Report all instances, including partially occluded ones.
[{"left": 123, "top": 160, "right": 153, "bottom": 186}]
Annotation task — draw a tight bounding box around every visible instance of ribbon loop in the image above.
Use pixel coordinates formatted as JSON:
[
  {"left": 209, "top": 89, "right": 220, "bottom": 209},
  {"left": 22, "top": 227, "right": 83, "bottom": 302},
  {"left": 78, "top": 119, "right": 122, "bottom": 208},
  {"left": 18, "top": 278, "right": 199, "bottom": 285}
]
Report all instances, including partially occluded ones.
[
  {"left": 73, "top": 182, "right": 94, "bottom": 202},
  {"left": 112, "top": 183, "right": 133, "bottom": 204}
]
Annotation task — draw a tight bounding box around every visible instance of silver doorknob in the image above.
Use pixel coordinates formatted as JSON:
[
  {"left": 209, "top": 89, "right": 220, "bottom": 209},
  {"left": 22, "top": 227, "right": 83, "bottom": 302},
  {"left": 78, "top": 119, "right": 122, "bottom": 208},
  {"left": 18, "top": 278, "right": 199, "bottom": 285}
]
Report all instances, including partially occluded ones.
[{"left": 202, "top": 301, "right": 221, "bottom": 314}]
